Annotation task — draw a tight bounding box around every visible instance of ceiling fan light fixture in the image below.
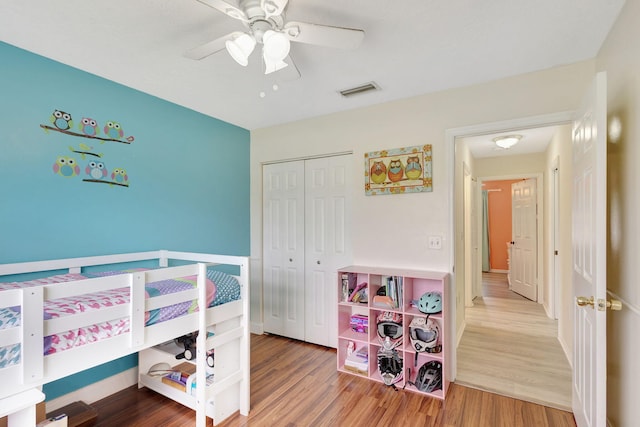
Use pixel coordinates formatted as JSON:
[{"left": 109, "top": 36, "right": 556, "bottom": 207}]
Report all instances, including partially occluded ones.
[
  {"left": 262, "top": 30, "right": 290, "bottom": 62},
  {"left": 263, "top": 56, "right": 289, "bottom": 74},
  {"left": 225, "top": 33, "right": 256, "bottom": 66},
  {"left": 493, "top": 134, "right": 522, "bottom": 149}
]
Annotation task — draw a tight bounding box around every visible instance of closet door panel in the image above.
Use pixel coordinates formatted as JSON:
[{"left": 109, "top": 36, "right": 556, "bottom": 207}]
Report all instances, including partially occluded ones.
[
  {"left": 263, "top": 161, "right": 305, "bottom": 340},
  {"left": 304, "top": 155, "right": 352, "bottom": 347}
]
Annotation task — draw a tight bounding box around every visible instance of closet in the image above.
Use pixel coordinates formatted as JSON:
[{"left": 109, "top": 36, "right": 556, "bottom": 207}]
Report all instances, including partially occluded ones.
[{"left": 262, "top": 154, "right": 352, "bottom": 348}]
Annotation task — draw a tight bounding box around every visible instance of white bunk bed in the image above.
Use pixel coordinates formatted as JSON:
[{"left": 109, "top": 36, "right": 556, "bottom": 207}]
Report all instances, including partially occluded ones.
[{"left": 0, "top": 250, "right": 250, "bottom": 427}]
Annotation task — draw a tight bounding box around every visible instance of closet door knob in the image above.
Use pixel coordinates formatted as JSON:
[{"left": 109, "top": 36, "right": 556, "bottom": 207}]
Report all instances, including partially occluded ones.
[
  {"left": 317, "top": 260, "right": 321, "bottom": 265},
  {"left": 289, "top": 258, "right": 293, "bottom": 262}
]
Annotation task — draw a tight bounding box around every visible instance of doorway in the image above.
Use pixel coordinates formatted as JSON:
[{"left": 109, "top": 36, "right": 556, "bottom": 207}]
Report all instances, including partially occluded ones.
[
  {"left": 480, "top": 175, "right": 542, "bottom": 302},
  {"left": 448, "top": 113, "right": 573, "bottom": 409}
]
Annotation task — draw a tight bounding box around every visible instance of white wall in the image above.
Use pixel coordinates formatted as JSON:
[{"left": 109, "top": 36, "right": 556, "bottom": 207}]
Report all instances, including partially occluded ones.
[
  {"left": 475, "top": 152, "right": 546, "bottom": 177},
  {"left": 596, "top": 0, "right": 640, "bottom": 425},
  {"left": 250, "top": 60, "right": 595, "bottom": 341}
]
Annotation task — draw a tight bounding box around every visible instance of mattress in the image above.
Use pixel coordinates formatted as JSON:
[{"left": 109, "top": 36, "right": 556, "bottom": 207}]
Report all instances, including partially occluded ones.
[{"left": 0, "top": 268, "right": 240, "bottom": 368}]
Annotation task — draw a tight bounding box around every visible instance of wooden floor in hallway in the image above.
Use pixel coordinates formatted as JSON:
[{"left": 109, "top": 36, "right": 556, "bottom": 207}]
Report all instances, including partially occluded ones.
[{"left": 455, "top": 272, "right": 572, "bottom": 411}]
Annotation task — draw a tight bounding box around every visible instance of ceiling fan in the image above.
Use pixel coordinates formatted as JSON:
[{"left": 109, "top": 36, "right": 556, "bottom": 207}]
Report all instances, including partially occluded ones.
[{"left": 185, "top": 0, "right": 365, "bottom": 76}]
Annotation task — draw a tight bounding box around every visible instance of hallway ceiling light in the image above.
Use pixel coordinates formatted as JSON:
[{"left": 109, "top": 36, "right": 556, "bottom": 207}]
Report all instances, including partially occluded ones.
[{"left": 493, "top": 134, "right": 522, "bottom": 149}]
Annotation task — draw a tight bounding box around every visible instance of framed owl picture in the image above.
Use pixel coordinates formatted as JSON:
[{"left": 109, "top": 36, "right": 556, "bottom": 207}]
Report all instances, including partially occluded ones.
[{"left": 364, "top": 144, "right": 432, "bottom": 195}]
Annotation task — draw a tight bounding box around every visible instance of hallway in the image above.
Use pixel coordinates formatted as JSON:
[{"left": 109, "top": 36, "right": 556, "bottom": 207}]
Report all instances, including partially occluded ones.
[{"left": 455, "top": 272, "right": 572, "bottom": 411}]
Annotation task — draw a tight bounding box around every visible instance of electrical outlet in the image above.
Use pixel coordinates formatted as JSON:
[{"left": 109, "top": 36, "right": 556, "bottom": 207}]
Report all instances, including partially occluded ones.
[{"left": 428, "top": 235, "right": 442, "bottom": 250}]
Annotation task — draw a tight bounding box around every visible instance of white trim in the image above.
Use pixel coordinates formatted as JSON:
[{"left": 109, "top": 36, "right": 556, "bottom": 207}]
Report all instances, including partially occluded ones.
[
  {"left": 552, "top": 159, "right": 560, "bottom": 320},
  {"left": 250, "top": 322, "right": 264, "bottom": 335},
  {"left": 489, "top": 269, "right": 508, "bottom": 274},
  {"left": 45, "top": 367, "right": 137, "bottom": 412},
  {"left": 261, "top": 150, "right": 353, "bottom": 165},
  {"left": 558, "top": 330, "right": 572, "bottom": 366},
  {"left": 456, "top": 319, "right": 466, "bottom": 348}
]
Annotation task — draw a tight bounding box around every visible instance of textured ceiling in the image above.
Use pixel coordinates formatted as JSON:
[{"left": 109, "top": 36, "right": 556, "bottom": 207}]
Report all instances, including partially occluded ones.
[{"left": 0, "top": 0, "right": 626, "bottom": 130}]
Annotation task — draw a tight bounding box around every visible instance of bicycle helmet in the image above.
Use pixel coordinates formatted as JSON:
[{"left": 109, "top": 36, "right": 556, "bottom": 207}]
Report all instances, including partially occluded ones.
[
  {"left": 417, "top": 291, "right": 442, "bottom": 314},
  {"left": 377, "top": 337, "right": 404, "bottom": 386},
  {"left": 413, "top": 360, "right": 442, "bottom": 392},
  {"left": 409, "top": 316, "right": 441, "bottom": 354},
  {"left": 376, "top": 311, "right": 403, "bottom": 347}
]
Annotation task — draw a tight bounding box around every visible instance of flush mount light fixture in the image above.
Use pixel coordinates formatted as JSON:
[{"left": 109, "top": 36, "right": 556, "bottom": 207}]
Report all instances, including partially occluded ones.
[{"left": 493, "top": 134, "right": 522, "bottom": 149}]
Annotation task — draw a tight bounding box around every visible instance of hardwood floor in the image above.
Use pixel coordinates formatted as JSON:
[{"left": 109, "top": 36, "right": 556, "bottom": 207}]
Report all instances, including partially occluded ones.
[
  {"left": 456, "top": 272, "right": 572, "bottom": 411},
  {"left": 89, "top": 332, "right": 575, "bottom": 426}
]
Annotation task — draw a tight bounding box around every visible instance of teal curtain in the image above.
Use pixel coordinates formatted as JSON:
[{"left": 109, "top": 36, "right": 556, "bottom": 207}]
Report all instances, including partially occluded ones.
[{"left": 482, "top": 190, "right": 490, "bottom": 272}]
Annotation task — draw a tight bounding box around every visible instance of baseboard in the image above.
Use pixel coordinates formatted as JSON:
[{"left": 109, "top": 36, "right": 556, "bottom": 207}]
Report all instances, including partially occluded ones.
[
  {"left": 558, "top": 334, "right": 572, "bottom": 369},
  {"left": 250, "top": 322, "right": 264, "bottom": 335},
  {"left": 489, "top": 269, "right": 508, "bottom": 274},
  {"left": 45, "top": 367, "right": 137, "bottom": 413},
  {"left": 456, "top": 319, "right": 466, "bottom": 348},
  {"left": 543, "top": 301, "right": 553, "bottom": 319}
]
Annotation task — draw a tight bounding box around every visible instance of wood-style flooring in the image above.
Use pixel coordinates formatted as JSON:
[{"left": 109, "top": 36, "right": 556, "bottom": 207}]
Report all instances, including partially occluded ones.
[
  {"left": 455, "top": 272, "right": 572, "bottom": 411},
  {"left": 89, "top": 331, "right": 575, "bottom": 426}
]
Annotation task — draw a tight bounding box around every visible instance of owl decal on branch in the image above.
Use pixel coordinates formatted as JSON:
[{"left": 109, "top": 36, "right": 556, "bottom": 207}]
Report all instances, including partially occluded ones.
[
  {"left": 44, "top": 108, "right": 133, "bottom": 188},
  {"left": 42, "top": 109, "right": 135, "bottom": 144}
]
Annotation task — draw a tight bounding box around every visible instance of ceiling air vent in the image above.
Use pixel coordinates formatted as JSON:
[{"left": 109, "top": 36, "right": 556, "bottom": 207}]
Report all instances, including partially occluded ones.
[{"left": 339, "top": 82, "right": 380, "bottom": 98}]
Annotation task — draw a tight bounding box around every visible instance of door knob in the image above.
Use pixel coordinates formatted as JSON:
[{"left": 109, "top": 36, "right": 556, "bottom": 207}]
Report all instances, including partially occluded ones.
[
  {"left": 597, "top": 298, "right": 622, "bottom": 311},
  {"left": 576, "top": 296, "right": 594, "bottom": 308},
  {"left": 577, "top": 296, "right": 623, "bottom": 311}
]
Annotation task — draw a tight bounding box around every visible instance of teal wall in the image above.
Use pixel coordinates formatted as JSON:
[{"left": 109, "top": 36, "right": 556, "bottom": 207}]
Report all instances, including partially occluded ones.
[{"left": 0, "top": 42, "right": 250, "bottom": 399}]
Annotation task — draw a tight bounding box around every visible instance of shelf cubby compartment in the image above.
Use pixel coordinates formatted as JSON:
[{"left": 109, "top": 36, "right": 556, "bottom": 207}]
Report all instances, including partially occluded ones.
[
  {"left": 404, "top": 353, "right": 446, "bottom": 399},
  {"left": 337, "top": 338, "right": 369, "bottom": 377}
]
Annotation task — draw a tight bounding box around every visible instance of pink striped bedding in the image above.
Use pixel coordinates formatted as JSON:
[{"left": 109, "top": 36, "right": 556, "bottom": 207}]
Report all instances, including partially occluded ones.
[{"left": 0, "top": 269, "right": 234, "bottom": 368}]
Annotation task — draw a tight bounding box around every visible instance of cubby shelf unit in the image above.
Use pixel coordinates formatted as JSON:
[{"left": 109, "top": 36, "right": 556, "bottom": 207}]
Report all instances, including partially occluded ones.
[{"left": 337, "top": 266, "right": 450, "bottom": 399}]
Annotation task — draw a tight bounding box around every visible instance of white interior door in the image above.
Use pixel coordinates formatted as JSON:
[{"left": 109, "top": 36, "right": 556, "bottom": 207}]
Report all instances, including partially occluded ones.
[
  {"left": 572, "top": 72, "right": 607, "bottom": 427},
  {"left": 304, "top": 155, "right": 352, "bottom": 348},
  {"left": 263, "top": 161, "right": 305, "bottom": 340},
  {"left": 511, "top": 178, "right": 537, "bottom": 301}
]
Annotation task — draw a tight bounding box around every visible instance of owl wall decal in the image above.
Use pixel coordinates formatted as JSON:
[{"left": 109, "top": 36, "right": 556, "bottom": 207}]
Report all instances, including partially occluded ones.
[
  {"left": 85, "top": 161, "right": 108, "bottom": 180},
  {"left": 387, "top": 159, "right": 404, "bottom": 182},
  {"left": 405, "top": 155, "right": 422, "bottom": 180},
  {"left": 111, "top": 168, "right": 128, "bottom": 185},
  {"left": 370, "top": 161, "right": 387, "bottom": 184},
  {"left": 80, "top": 118, "right": 100, "bottom": 136},
  {"left": 50, "top": 110, "right": 73, "bottom": 131},
  {"left": 53, "top": 156, "right": 80, "bottom": 177},
  {"left": 103, "top": 121, "right": 124, "bottom": 139}
]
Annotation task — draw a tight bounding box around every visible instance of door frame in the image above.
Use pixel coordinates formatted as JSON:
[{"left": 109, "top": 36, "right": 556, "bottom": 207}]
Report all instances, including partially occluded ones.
[
  {"left": 446, "top": 111, "right": 573, "bottom": 381},
  {"left": 551, "top": 157, "right": 560, "bottom": 320},
  {"left": 479, "top": 173, "right": 543, "bottom": 303}
]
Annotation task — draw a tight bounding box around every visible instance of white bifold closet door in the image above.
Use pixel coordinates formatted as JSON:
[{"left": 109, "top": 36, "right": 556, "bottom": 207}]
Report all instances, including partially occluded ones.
[{"left": 262, "top": 155, "right": 352, "bottom": 347}]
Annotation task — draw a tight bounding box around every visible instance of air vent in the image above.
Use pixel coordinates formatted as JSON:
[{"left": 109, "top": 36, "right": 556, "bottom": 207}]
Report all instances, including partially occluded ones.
[{"left": 339, "top": 82, "right": 380, "bottom": 98}]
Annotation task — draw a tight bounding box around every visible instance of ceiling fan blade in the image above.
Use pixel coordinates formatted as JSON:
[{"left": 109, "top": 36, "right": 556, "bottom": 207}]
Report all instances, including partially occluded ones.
[
  {"left": 283, "top": 21, "right": 364, "bottom": 50},
  {"left": 261, "top": 0, "right": 288, "bottom": 18},
  {"left": 196, "top": 0, "right": 248, "bottom": 21},
  {"left": 184, "top": 31, "right": 244, "bottom": 60},
  {"left": 281, "top": 55, "right": 301, "bottom": 81}
]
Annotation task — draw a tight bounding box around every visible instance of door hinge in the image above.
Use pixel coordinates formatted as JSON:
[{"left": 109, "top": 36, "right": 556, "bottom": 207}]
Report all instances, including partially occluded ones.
[{"left": 555, "top": 250, "right": 559, "bottom": 255}]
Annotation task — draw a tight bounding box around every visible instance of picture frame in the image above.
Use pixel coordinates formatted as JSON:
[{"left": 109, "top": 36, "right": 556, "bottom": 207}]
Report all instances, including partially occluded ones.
[{"left": 364, "top": 144, "right": 432, "bottom": 195}]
